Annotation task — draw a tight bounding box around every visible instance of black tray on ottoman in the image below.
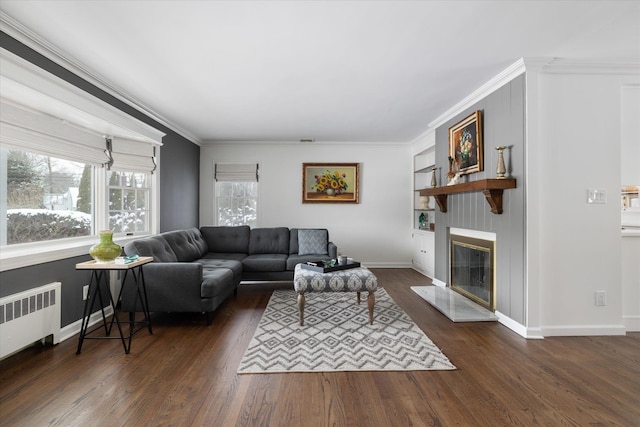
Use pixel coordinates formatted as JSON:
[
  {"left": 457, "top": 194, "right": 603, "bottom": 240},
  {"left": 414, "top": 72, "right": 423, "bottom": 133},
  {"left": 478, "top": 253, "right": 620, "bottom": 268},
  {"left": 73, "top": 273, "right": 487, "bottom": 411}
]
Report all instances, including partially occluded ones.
[{"left": 300, "top": 260, "right": 361, "bottom": 273}]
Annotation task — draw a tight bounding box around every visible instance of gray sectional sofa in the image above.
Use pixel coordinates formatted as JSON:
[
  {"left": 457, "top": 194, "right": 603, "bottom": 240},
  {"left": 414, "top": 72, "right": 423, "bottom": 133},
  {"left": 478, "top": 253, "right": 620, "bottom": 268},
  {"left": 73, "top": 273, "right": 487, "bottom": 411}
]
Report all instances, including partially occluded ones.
[{"left": 121, "top": 226, "right": 337, "bottom": 323}]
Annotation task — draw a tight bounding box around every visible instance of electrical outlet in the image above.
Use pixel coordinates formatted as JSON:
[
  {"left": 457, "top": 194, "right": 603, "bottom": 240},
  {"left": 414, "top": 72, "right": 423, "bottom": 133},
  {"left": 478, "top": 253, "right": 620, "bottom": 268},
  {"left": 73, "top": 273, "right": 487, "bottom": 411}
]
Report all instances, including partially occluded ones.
[
  {"left": 83, "top": 285, "right": 89, "bottom": 301},
  {"left": 595, "top": 291, "right": 606, "bottom": 306}
]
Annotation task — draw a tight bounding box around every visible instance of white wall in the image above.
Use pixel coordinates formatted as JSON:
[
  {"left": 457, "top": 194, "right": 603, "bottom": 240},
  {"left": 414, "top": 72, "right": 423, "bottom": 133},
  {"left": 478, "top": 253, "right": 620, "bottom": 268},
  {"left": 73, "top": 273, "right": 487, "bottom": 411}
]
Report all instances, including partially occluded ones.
[
  {"left": 530, "top": 68, "right": 640, "bottom": 336},
  {"left": 200, "top": 142, "right": 413, "bottom": 267}
]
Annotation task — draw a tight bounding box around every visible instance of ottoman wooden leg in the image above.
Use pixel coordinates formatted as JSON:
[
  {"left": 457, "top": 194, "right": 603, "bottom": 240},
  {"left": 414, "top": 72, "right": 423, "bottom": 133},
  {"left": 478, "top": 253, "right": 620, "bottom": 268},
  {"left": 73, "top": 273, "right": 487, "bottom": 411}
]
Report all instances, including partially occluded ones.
[
  {"left": 297, "top": 292, "right": 306, "bottom": 326},
  {"left": 357, "top": 291, "right": 361, "bottom": 305},
  {"left": 368, "top": 290, "right": 375, "bottom": 325}
]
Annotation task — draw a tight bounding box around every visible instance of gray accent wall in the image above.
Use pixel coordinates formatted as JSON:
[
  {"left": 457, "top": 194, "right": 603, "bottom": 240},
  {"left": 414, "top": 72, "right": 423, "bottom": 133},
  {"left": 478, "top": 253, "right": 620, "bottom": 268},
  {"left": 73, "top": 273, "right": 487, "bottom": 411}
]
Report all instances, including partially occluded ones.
[
  {"left": 0, "top": 33, "right": 200, "bottom": 327},
  {"left": 434, "top": 75, "right": 526, "bottom": 323},
  {"left": 160, "top": 137, "right": 200, "bottom": 232}
]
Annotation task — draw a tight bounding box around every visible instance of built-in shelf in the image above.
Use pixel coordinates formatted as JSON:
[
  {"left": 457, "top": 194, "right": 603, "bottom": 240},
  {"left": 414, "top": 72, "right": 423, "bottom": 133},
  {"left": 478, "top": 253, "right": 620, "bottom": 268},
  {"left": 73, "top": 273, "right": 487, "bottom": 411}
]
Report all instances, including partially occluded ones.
[
  {"left": 414, "top": 166, "right": 433, "bottom": 174},
  {"left": 419, "top": 178, "right": 517, "bottom": 214}
]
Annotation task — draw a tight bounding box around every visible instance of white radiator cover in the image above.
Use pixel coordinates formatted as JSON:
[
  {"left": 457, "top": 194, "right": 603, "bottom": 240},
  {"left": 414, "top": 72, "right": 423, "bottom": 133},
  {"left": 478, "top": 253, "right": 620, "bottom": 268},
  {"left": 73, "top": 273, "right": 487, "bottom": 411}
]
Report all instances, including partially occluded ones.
[{"left": 0, "top": 282, "right": 61, "bottom": 359}]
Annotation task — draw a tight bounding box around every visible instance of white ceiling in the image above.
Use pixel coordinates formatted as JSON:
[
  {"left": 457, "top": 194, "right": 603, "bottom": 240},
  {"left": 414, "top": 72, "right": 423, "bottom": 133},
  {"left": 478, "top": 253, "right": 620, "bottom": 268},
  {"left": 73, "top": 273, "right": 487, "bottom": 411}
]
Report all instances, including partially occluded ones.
[{"left": 1, "top": 1, "right": 639, "bottom": 144}]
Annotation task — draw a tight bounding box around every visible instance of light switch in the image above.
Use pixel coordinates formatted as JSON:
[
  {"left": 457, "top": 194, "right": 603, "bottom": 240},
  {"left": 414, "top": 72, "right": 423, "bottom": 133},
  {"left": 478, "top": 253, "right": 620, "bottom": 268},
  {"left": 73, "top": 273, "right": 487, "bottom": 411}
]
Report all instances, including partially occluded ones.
[{"left": 587, "top": 189, "right": 607, "bottom": 204}]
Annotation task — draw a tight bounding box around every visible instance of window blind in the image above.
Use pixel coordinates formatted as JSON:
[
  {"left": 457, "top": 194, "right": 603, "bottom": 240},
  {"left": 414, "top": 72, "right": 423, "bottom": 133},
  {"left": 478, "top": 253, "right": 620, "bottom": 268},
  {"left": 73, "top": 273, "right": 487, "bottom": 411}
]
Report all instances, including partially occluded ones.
[
  {"left": 215, "top": 163, "right": 259, "bottom": 182},
  {"left": 109, "top": 137, "right": 158, "bottom": 173},
  {"left": 0, "top": 99, "right": 107, "bottom": 165}
]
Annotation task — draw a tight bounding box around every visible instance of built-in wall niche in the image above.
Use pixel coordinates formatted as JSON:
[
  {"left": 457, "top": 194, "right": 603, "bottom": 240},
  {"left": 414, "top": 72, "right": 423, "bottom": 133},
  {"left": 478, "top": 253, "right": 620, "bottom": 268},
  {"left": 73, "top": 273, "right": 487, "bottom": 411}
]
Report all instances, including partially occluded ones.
[
  {"left": 413, "top": 147, "right": 436, "bottom": 230},
  {"left": 622, "top": 186, "right": 640, "bottom": 229},
  {"left": 622, "top": 186, "right": 639, "bottom": 209}
]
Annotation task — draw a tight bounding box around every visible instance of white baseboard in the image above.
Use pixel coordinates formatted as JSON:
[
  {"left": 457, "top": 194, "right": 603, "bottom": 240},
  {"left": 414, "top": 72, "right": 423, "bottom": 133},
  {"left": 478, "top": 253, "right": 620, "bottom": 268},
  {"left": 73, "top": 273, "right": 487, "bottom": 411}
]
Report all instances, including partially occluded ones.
[
  {"left": 432, "top": 278, "right": 447, "bottom": 287},
  {"left": 410, "top": 265, "right": 432, "bottom": 278},
  {"left": 623, "top": 315, "right": 640, "bottom": 332},
  {"left": 495, "top": 311, "right": 543, "bottom": 339},
  {"left": 364, "top": 262, "right": 412, "bottom": 268},
  {"left": 59, "top": 306, "right": 114, "bottom": 342},
  {"left": 540, "top": 324, "right": 627, "bottom": 337}
]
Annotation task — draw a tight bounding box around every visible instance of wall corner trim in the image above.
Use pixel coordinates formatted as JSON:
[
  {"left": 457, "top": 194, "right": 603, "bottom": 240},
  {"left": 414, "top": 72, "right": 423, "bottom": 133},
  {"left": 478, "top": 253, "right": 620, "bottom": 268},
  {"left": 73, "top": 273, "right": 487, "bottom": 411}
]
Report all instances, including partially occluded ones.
[{"left": 495, "top": 310, "right": 544, "bottom": 339}]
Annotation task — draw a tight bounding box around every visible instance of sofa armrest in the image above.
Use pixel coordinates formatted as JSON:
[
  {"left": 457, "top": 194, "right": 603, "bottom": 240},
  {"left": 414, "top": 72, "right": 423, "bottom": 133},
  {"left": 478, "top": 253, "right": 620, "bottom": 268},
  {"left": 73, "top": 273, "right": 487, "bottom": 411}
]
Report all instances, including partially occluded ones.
[
  {"left": 328, "top": 242, "right": 338, "bottom": 258},
  {"left": 142, "top": 262, "right": 203, "bottom": 287},
  {"left": 121, "top": 262, "right": 204, "bottom": 312}
]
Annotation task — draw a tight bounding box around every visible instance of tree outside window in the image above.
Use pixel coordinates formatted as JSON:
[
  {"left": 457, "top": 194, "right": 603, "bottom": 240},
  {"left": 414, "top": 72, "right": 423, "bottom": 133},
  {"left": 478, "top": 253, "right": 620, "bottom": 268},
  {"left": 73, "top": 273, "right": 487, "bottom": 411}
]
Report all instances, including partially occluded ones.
[
  {"left": 2, "top": 149, "right": 92, "bottom": 245},
  {"left": 216, "top": 182, "right": 257, "bottom": 227}
]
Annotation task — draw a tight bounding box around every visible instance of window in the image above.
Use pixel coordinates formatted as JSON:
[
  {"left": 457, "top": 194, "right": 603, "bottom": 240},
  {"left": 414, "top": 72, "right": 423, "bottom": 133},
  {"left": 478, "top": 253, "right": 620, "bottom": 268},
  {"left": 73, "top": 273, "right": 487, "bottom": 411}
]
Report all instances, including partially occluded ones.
[
  {"left": 2, "top": 149, "right": 94, "bottom": 245},
  {"left": 108, "top": 170, "right": 150, "bottom": 233},
  {"left": 0, "top": 49, "right": 165, "bottom": 271},
  {"left": 216, "top": 182, "right": 258, "bottom": 227},
  {"left": 215, "top": 163, "right": 259, "bottom": 227},
  {"left": 1, "top": 150, "right": 155, "bottom": 246}
]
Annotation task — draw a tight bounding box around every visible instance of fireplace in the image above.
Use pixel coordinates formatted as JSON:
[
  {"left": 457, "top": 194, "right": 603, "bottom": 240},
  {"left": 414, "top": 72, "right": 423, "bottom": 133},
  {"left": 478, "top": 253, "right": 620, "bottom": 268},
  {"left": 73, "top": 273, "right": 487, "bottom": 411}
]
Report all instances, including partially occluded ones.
[{"left": 449, "top": 232, "right": 495, "bottom": 311}]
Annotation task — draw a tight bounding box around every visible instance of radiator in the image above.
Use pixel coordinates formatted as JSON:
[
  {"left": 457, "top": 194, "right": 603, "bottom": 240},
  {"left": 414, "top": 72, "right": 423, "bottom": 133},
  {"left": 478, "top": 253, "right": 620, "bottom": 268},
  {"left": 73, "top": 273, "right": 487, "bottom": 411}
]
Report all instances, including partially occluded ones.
[{"left": 0, "top": 282, "right": 61, "bottom": 359}]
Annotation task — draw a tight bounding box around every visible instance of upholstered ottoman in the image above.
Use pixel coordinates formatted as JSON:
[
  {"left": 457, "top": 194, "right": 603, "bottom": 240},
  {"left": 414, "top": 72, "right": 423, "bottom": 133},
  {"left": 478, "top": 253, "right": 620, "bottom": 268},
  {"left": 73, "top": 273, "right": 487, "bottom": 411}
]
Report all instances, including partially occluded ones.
[{"left": 293, "top": 263, "right": 378, "bottom": 326}]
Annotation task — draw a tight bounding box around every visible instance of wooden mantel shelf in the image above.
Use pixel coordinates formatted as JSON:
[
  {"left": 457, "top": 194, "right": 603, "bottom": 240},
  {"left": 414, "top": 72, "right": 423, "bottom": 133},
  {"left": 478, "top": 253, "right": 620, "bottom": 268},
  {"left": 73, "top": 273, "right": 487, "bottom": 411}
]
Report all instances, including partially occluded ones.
[{"left": 419, "top": 178, "right": 517, "bottom": 214}]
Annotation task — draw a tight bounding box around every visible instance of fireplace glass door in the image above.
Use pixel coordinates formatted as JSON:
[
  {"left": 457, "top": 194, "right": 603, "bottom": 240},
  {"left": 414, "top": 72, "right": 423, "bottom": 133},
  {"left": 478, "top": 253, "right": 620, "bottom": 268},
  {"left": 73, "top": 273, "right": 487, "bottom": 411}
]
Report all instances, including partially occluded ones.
[{"left": 450, "top": 235, "right": 495, "bottom": 311}]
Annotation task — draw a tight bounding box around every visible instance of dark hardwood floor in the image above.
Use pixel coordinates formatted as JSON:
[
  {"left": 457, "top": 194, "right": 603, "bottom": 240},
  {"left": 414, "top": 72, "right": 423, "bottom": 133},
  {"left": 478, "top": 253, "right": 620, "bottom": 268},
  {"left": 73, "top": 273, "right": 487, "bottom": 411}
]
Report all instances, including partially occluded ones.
[{"left": 1, "top": 269, "right": 638, "bottom": 426}]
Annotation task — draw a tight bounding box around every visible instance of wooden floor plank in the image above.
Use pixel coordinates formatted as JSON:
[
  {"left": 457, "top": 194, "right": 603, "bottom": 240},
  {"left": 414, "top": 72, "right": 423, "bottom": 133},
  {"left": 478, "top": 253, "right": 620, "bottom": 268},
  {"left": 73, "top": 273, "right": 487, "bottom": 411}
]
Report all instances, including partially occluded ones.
[{"left": 0, "top": 269, "right": 638, "bottom": 426}]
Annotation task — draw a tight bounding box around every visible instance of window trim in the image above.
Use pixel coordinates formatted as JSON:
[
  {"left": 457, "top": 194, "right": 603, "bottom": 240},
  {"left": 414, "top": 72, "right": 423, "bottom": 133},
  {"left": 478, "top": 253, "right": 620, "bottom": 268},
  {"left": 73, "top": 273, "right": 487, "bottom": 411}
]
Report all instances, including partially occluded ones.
[{"left": 0, "top": 162, "right": 159, "bottom": 272}]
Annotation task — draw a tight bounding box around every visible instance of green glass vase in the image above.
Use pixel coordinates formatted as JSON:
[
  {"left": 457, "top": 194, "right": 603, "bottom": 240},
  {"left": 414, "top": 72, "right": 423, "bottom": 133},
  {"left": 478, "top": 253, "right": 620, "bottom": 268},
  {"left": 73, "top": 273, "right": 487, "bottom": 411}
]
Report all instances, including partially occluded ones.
[{"left": 89, "top": 230, "right": 121, "bottom": 263}]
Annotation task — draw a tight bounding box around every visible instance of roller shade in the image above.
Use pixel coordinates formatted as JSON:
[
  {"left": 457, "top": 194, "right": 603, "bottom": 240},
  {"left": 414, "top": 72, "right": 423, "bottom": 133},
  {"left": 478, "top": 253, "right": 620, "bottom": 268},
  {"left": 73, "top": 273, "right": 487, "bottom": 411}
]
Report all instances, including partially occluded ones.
[{"left": 215, "top": 163, "right": 259, "bottom": 182}]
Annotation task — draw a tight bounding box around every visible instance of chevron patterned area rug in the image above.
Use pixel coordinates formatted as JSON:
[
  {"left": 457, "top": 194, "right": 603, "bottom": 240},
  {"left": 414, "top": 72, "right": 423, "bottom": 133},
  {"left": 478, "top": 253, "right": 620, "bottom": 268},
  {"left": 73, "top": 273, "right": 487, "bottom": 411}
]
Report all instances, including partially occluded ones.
[{"left": 237, "top": 288, "right": 456, "bottom": 373}]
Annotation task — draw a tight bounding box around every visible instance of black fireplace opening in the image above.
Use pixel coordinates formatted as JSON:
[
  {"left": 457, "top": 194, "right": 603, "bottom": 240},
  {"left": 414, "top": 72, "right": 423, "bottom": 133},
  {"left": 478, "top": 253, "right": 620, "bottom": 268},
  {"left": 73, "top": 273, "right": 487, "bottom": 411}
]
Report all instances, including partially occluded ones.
[{"left": 450, "top": 234, "right": 495, "bottom": 311}]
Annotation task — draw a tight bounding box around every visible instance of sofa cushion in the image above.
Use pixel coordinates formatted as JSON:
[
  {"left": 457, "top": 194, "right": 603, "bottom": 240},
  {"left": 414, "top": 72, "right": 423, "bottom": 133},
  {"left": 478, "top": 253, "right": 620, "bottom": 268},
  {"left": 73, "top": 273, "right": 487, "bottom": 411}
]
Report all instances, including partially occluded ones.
[
  {"left": 200, "top": 252, "right": 247, "bottom": 261},
  {"left": 124, "top": 235, "right": 178, "bottom": 262},
  {"left": 197, "top": 258, "right": 243, "bottom": 283},
  {"left": 242, "top": 254, "right": 288, "bottom": 272},
  {"left": 201, "top": 268, "right": 234, "bottom": 298},
  {"left": 249, "top": 227, "right": 289, "bottom": 255},
  {"left": 297, "top": 229, "right": 329, "bottom": 255},
  {"left": 162, "top": 228, "right": 208, "bottom": 262},
  {"left": 200, "top": 226, "right": 250, "bottom": 254}
]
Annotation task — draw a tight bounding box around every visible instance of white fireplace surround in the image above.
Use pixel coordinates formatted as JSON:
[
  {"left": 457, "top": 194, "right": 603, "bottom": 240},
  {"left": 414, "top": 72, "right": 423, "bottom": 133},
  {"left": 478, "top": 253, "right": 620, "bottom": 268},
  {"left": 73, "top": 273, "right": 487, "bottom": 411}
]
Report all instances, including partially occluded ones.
[{"left": 412, "top": 227, "right": 500, "bottom": 323}]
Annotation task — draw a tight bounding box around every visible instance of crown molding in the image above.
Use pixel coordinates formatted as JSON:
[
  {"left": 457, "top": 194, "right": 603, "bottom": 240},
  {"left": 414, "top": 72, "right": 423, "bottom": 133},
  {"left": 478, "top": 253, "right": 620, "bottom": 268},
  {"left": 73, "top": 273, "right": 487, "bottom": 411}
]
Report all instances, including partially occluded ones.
[
  {"left": 411, "top": 55, "right": 640, "bottom": 144},
  {"left": 427, "top": 58, "right": 527, "bottom": 130},
  {"left": 0, "top": 11, "right": 202, "bottom": 146},
  {"left": 410, "top": 58, "right": 528, "bottom": 145},
  {"left": 540, "top": 57, "right": 640, "bottom": 75},
  {"left": 201, "top": 139, "right": 408, "bottom": 147}
]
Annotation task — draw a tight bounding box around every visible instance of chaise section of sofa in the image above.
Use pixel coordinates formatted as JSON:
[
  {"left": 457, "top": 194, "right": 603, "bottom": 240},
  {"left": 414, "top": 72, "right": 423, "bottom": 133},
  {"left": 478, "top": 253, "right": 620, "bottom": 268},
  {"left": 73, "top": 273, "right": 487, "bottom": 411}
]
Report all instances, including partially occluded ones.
[{"left": 121, "top": 227, "right": 240, "bottom": 324}]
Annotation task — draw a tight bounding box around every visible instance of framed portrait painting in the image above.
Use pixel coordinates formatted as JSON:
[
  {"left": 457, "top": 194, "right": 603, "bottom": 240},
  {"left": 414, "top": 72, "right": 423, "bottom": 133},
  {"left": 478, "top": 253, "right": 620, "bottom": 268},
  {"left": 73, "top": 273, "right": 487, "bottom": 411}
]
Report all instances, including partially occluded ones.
[
  {"left": 448, "top": 110, "right": 483, "bottom": 175},
  {"left": 302, "top": 163, "right": 359, "bottom": 203}
]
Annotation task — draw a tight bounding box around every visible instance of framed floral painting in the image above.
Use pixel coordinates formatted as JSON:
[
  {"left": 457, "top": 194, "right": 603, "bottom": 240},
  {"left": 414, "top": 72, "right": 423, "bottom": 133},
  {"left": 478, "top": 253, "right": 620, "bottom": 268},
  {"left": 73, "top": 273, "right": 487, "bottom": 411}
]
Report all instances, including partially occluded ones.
[
  {"left": 302, "top": 163, "right": 359, "bottom": 203},
  {"left": 448, "top": 110, "right": 483, "bottom": 175}
]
